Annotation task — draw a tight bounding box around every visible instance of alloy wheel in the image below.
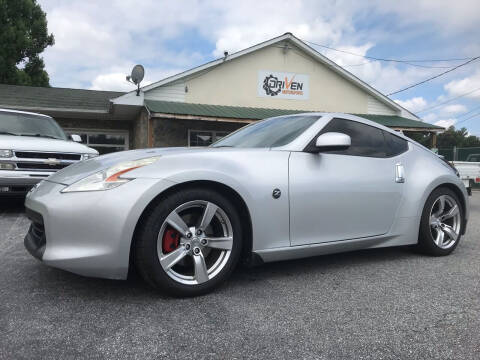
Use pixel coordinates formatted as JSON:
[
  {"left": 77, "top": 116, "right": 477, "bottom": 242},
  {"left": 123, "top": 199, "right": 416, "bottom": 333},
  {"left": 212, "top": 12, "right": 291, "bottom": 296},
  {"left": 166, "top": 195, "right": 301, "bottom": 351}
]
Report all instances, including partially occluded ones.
[
  {"left": 157, "top": 200, "right": 233, "bottom": 285},
  {"left": 429, "top": 194, "right": 461, "bottom": 249}
]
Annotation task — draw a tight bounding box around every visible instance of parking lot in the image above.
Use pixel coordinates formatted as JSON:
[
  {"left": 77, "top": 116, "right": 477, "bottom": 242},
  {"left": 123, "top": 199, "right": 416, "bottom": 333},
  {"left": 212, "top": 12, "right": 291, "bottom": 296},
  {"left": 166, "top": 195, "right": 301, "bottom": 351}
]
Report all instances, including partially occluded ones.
[{"left": 0, "top": 196, "right": 479, "bottom": 360}]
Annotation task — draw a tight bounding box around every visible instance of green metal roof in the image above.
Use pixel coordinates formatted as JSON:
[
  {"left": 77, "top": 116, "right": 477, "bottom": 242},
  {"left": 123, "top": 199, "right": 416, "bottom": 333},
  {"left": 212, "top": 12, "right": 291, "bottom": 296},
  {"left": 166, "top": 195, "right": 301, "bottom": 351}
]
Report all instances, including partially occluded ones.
[
  {"left": 352, "top": 113, "right": 442, "bottom": 129},
  {"left": 145, "top": 100, "right": 442, "bottom": 130},
  {"left": 0, "top": 84, "right": 124, "bottom": 112},
  {"left": 0, "top": 84, "right": 442, "bottom": 130}
]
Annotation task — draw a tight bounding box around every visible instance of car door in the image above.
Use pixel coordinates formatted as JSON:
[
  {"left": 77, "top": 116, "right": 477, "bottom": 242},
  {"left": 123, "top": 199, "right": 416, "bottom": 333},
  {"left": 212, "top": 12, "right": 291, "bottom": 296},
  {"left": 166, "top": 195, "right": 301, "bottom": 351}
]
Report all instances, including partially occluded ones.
[{"left": 289, "top": 118, "right": 407, "bottom": 246}]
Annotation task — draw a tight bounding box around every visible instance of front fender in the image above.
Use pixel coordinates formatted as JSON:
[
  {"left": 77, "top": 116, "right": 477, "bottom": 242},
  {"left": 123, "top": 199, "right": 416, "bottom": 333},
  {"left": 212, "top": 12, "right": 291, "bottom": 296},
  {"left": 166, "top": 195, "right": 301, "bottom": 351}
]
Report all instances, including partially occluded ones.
[{"left": 128, "top": 149, "right": 292, "bottom": 251}]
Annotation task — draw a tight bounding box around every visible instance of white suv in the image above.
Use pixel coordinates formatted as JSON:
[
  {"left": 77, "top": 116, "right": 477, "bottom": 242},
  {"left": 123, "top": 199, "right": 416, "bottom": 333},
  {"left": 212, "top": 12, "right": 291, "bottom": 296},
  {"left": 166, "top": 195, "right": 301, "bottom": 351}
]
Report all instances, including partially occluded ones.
[{"left": 0, "top": 108, "right": 98, "bottom": 196}]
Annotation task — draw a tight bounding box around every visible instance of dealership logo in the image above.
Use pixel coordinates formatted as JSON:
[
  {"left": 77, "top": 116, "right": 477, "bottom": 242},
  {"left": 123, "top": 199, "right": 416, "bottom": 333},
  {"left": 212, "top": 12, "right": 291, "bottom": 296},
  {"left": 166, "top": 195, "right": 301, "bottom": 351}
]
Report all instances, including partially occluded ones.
[
  {"left": 258, "top": 71, "right": 309, "bottom": 100},
  {"left": 262, "top": 74, "right": 305, "bottom": 97}
]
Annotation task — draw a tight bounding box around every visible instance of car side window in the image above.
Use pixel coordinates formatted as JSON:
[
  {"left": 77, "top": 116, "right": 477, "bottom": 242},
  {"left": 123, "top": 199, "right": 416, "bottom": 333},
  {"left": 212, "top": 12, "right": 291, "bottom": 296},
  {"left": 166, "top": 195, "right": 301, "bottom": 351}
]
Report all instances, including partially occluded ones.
[
  {"left": 383, "top": 131, "right": 409, "bottom": 157},
  {"left": 318, "top": 118, "right": 387, "bottom": 158}
]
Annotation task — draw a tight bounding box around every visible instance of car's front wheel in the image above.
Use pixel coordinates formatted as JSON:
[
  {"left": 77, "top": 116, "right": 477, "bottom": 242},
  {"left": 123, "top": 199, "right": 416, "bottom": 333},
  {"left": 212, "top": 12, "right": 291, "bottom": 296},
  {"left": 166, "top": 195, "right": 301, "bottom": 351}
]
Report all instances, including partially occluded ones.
[
  {"left": 134, "top": 188, "right": 243, "bottom": 296},
  {"left": 418, "top": 187, "right": 463, "bottom": 256}
]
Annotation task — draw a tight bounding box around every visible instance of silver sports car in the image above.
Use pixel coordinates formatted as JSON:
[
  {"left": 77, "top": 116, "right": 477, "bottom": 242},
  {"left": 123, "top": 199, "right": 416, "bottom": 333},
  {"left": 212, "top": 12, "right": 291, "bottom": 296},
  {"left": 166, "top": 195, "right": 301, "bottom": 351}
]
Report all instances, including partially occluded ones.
[{"left": 24, "top": 113, "right": 469, "bottom": 296}]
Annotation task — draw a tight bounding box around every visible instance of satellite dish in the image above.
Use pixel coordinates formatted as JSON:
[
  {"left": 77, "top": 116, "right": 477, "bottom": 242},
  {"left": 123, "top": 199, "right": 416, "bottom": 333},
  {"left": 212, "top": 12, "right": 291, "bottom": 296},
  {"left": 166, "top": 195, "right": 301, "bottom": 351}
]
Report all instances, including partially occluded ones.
[
  {"left": 126, "top": 64, "right": 145, "bottom": 96},
  {"left": 130, "top": 64, "right": 144, "bottom": 85}
]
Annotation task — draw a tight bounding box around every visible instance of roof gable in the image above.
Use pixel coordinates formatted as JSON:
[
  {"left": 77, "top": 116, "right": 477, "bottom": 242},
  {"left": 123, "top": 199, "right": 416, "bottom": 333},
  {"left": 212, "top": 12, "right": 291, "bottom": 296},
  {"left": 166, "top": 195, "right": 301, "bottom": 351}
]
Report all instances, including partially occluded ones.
[{"left": 114, "top": 33, "right": 418, "bottom": 120}]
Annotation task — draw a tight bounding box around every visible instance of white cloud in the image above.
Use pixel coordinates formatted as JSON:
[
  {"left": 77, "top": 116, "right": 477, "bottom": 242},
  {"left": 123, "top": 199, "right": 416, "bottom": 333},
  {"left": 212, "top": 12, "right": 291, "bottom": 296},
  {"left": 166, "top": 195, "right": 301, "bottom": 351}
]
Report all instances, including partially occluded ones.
[
  {"left": 370, "top": 0, "right": 480, "bottom": 35},
  {"left": 35, "top": 0, "right": 480, "bottom": 97},
  {"left": 435, "top": 119, "right": 457, "bottom": 128},
  {"left": 90, "top": 73, "right": 139, "bottom": 92},
  {"left": 89, "top": 67, "right": 182, "bottom": 91},
  {"left": 443, "top": 104, "right": 467, "bottom": 114},
  {"left": 38, "top": 0, "right": 208, "bottom": 89},
  {"left": 444, "top": 70, "right": 480, "bottom": 99},
  {"left": 423, "top": 113, "right": 437, "bottom": 123},
  {"left": 394, "top": 97, "right": 427, "bottom": 113}
]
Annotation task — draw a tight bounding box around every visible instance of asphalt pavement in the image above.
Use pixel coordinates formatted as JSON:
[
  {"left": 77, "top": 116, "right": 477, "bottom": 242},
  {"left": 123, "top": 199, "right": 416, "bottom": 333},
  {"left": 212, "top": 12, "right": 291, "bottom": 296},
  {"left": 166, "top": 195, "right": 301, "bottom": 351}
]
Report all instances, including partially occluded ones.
[{"left": 1, "top": 195, "right": 479, "bottom": 359}]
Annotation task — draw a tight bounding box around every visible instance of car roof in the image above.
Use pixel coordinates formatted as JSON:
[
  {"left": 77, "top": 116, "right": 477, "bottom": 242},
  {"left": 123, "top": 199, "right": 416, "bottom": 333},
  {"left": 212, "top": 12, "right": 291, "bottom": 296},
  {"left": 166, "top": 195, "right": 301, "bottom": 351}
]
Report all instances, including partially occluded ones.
[{"left": 0, "top": 107, "right": 52, "bottom": 118}]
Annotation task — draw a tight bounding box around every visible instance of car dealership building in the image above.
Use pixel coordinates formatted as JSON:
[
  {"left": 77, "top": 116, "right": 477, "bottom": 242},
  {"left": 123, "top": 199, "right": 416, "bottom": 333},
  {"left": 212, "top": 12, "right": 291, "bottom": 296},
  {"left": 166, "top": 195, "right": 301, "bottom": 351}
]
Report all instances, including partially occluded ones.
[{"left": 0, "top": 33, "right": 442, "bottom": 154}]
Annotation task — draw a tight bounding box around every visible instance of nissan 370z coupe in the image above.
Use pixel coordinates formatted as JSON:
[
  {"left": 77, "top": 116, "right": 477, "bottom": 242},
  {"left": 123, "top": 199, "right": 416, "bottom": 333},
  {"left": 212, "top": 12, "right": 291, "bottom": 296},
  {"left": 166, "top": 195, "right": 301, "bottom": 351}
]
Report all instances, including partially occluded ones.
[{"left": 25, "top": 113, "right": 469, "bottom": 296}]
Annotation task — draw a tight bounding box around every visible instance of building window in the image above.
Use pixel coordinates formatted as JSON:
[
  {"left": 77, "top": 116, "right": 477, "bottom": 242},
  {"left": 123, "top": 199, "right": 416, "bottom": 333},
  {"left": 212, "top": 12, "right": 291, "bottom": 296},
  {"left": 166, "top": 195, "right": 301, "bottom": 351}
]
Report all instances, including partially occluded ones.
[
  {"left": 188, "top": 130, "right": 230, "bottom": 147},
  {"left": 65, "top": 129, "right": 129, "bottom": 155}
]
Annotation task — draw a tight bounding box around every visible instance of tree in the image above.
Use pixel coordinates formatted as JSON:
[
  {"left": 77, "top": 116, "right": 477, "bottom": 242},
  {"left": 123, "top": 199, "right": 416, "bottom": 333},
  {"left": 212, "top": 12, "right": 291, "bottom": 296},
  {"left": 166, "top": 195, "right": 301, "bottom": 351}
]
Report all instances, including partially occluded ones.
[
  {"left": 404, "top": 126, "right": 480, "bottom": 149},
  {"left": 436, "top": 126, "right": 480, "bottom": 148},
  {"left": 404, "top": 131, "right": 430, "bottom": 147},
  {"left": 0, "top": 0, "right": 54, "bottom": 87}
]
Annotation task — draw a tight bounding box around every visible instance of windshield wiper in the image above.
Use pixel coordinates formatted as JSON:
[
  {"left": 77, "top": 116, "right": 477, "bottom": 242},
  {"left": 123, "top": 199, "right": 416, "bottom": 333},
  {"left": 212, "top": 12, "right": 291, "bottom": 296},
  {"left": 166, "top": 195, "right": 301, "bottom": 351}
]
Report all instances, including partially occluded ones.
[
  {"left": 212, "top": 145, "right": 234, "bottom": 148},
  {"left": 21, "top": 134, "right": 61, "bottom": 140},
  {"left": 0, "top": 131, "right": 19, "bottom": 136}
]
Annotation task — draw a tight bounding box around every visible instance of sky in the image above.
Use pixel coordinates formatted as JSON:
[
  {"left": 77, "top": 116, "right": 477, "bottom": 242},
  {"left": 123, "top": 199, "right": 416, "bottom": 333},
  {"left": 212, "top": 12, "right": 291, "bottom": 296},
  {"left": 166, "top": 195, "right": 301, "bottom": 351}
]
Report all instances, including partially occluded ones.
[{"left": 37, "top": 0, "right": 480, "bottom": 135}]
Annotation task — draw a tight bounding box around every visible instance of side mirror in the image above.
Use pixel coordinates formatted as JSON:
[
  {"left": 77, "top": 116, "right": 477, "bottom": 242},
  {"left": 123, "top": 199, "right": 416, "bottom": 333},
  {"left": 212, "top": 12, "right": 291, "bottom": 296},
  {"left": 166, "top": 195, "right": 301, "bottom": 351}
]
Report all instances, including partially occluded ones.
[
  {"left": 314, "top": 132, "right": 351, "bottom": 152},
  {"left": 70, "top": 134, "right": 82, "bottom": 142}
]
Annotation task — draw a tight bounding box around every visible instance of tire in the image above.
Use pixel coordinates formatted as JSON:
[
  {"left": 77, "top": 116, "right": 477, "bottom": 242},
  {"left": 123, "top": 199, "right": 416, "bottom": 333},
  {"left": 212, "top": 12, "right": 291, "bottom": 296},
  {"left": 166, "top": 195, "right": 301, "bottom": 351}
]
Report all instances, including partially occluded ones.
[
  {"left": 134, "top": 188, "right": 243, "bottom": 296},
  {"left": 417, "top": 187, "right": 464, "bottom": 256}
]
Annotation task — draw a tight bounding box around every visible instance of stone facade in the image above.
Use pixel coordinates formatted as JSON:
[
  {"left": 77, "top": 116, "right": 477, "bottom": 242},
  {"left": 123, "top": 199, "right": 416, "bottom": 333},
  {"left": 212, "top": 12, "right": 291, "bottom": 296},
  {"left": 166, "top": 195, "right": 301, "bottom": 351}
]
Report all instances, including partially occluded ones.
[
  {"left": 152, "top": 117, "right": 245, "bottom": 147},
  {"left": 132, "top": 109, "right": 149, "bottom": 149},
  {"left": 54, "top": 114, "right": 245, "bottom": 150}
]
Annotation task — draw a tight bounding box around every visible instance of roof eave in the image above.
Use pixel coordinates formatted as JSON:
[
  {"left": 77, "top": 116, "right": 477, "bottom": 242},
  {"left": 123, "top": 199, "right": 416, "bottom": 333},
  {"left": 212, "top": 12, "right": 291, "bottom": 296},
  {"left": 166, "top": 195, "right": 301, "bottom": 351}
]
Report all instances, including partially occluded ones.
[{"left": 0, "top": 104, "right": 108, "bottom": 114}]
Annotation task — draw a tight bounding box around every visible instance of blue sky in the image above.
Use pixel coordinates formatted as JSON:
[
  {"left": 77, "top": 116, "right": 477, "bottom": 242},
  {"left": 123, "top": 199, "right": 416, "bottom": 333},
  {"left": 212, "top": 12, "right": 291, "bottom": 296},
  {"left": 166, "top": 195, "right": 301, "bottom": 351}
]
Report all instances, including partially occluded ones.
[{"left": 37, "top": 0, "right": 480, "bottom": 134}]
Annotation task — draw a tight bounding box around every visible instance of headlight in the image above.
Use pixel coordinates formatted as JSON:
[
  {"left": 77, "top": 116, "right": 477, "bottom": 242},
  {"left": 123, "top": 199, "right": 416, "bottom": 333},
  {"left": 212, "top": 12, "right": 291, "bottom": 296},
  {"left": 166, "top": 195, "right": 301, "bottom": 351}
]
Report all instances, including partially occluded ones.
[
  {"left": 0, "top": 163, "right": 15, "bottom": 170},
  {"left": 0, "top": 150, "right": 13, "bottom": 158},
  {"left": 82, "top": 153, "right": 98, "bottom": 160},
  {"left": 61, "top": 156, "right": 161, "bottom": 193}
]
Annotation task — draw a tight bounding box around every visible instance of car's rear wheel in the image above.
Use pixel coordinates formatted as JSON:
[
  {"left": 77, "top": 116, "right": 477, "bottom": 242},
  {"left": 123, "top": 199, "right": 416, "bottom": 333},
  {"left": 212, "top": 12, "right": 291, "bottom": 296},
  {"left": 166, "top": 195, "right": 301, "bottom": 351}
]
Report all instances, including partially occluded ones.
[
  {"left": 417, "top": 187, "right": 463, "bottom": 256},
  {"left": 134, "top": 188, "right": 242, "bottom": 296}
]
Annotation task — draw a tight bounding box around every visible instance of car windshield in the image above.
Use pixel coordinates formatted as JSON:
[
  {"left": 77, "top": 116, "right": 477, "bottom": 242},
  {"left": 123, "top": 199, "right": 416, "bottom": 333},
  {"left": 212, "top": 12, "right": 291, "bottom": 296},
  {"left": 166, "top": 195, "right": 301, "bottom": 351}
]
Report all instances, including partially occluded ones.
[
  {"left": 0, "top": 111, "right": 67, "bottom": 140},
  {"left": 211, "top": 115, "right": 320, "bottom": 148}
]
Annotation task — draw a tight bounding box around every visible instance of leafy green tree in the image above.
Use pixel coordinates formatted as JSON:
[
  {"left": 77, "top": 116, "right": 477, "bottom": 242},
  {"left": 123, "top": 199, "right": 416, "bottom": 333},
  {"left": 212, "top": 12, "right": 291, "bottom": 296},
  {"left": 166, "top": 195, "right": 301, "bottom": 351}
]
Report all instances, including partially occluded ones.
[
  {"left": 436, "top": 126, "right": 480, "bottom": 148},
  {"left": 404, "top": 131, "right": 430, "bottom": 147},
  {"left": 0, "top": 0, "right": 54, "bottom": 86},
  {"left": 405, "top": 126, "right": 480, "bottom": 149}
]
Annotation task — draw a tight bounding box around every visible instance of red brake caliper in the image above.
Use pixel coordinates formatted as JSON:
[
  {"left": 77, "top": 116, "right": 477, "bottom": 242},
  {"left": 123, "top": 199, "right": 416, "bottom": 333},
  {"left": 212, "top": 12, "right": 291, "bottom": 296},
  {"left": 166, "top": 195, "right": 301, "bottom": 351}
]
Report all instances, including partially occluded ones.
[{"left": 162, "top": 227, "right": 181, "bottom": 254}]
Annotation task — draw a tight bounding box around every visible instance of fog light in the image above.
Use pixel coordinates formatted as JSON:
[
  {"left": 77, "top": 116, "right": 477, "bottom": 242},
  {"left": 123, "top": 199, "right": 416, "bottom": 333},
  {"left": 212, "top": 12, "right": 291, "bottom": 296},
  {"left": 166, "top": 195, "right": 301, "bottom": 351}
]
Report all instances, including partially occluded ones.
[
  {"left": 0, "top": 150, "right": 13, "bottom": 158},
  {"left": 0, "top": 163, "right": 15, "bottom": 170}
]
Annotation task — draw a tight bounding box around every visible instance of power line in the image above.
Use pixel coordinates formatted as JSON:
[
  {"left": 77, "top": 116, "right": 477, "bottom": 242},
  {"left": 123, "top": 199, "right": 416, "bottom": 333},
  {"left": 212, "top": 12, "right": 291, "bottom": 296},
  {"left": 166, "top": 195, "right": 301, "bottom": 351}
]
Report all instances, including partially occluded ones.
[
  {"left": 417, "top": 87, "right": 480, "bottom": 113},
  {"left": 457, "top": 105, "right": 480, "bottom": 118},
  {"left": 387, "top": 56, "right": 480, "bottom": 96},
  {"left": 395, "top": 62, "right": 457, "bottom": 69},
  {"left": 342, "top": 60, "right": 455, "bottom": 69},
  {"left": 304, "top": 39, "right": 476, "bottom": 64},
  {"left": 455, "top": 112, "right": 480, "bottom": 126}
]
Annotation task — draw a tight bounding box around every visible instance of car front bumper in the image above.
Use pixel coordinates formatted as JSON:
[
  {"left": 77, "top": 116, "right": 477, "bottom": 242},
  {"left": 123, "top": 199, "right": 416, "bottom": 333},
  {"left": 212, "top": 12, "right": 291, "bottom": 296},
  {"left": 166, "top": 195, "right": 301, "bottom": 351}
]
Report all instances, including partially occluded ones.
[{"left": 24, "top": 177, "right": 175, "bottom": 280}]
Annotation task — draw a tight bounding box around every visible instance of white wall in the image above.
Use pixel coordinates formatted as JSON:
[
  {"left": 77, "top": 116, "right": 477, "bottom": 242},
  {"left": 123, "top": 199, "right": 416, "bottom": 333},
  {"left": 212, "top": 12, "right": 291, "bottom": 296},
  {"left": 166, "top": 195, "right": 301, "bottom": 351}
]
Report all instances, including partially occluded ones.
[
  {"left": 144, "top": 42, "right": 400, "bottom": 116},
  {"left": 145, "top": 81, "right": 186, "bottom": 102}
]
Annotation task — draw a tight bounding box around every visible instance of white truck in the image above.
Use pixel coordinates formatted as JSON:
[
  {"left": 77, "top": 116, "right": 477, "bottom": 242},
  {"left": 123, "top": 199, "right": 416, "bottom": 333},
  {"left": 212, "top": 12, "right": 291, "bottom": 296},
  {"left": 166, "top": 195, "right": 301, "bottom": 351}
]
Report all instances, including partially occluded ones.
[
  {"left": 451, "top": 160, "right": 480, "bottom": 196},
  {"left": 0, "top": 108, "right": 98, "bottom": 196}
]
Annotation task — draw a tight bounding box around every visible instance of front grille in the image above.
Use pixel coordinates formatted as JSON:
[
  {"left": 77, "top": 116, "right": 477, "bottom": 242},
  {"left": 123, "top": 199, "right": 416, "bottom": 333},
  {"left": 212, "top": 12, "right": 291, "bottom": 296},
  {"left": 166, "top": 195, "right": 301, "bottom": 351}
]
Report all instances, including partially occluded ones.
[
  {"left": 30, "top": 222, "right": 46, "bottom": 241},
  {"left": 15, "top": 151, "right": 81, "bottom": 161},
  {"left": 16, "top": 162, "right": 68, "bottom": 170},
  {"left": 24, "top": 209, "right": 46, "bottom": 260}
]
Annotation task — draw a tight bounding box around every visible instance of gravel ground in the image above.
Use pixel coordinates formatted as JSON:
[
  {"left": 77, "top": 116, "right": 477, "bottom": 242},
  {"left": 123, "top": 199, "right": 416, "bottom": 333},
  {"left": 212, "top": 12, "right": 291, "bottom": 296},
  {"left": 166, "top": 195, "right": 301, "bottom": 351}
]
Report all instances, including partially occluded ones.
[{"left": 1, "top": 195, "right": 479, "bottom": 360}]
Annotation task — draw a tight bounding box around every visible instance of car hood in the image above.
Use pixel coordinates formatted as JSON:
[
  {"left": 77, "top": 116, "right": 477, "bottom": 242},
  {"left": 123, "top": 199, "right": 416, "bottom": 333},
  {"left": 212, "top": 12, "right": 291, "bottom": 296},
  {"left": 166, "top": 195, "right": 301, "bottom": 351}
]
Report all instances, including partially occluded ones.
[
  {"left": 0, "top": 134, "right": 97, "bottom": 154},
  {"left": 45, "top": 147, "right": 225, "bottom": 185}
]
